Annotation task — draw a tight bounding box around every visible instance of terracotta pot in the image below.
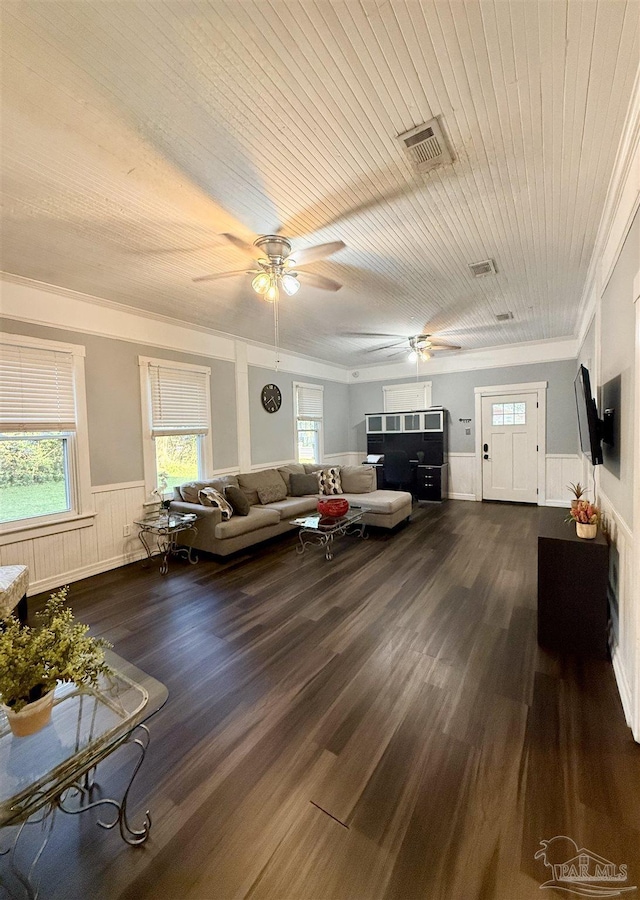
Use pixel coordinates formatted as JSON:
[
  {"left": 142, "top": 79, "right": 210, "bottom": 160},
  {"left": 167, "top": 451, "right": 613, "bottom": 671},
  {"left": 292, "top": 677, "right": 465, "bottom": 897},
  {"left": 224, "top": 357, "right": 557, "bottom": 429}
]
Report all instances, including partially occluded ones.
[
  {"left": 317, "top": 498, "right": 349, "bottom": 518},
  {"left": 576, "top": 522, "right": 597, "bottom": 540},
  {"left": 3, "top": 690, "right": 54, "bottom": 737}
]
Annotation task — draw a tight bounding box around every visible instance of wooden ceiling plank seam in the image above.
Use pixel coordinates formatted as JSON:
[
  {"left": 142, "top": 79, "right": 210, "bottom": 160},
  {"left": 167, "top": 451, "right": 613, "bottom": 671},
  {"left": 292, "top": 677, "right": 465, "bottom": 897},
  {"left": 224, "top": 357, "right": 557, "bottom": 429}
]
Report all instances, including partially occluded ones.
[
  {"left": 503, "top": 0, "right": 547, "bottom": 323},
  {"left": 408, "top": 2, "right": 507, "bottom": 287},
  {"left": 447, "top": 1, "right": 524, "bottom": 311},
  {"left": 562, "top": 0, "right": 622, "bottom": 326},
  {"left": 557, "top": 0, "right": 599, "bottom": 317},
  {"left": 479, "top": 0, "right": 539, "bottom": 315},
  {"left": 548, "top": 0, "right": 569, "bottom": 334},
  {"left": 571, "top": 3, "right": 638, "bottom": 286},
  {"left": 537, "top": 0, "right": 557, "bottom": 319}
]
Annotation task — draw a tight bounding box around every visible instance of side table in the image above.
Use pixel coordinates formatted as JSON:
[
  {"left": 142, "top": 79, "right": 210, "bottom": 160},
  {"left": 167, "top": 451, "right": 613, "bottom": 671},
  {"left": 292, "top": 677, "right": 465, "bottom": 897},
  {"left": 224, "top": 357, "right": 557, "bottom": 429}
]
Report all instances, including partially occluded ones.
[{"left": 134, "top": 513, "right": 199, "bottom": 575}]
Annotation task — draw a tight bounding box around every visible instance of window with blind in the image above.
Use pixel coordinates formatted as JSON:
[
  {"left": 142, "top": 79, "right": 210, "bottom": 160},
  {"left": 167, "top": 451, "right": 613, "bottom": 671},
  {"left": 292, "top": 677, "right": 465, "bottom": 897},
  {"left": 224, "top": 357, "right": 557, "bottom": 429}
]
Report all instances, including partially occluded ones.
[
  {"left": 294, "top": 382, "right": 324, "bottom": 465},
  {"left": 0, "top": 334, "right": 91, "bottom": 528},
  {"left": 383, "top": 381, "right": 432, "bottom": 412},
  {"left": 139, "top": 357, "right": 212, "bottom": 495}
]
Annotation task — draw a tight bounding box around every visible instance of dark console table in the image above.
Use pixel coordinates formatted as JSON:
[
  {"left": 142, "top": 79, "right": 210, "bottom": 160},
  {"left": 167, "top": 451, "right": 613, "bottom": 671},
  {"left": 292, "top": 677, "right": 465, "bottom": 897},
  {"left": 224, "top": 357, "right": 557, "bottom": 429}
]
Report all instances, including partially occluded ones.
[{"left": 537, "top": 507, "right": 610, "bottom": 657}]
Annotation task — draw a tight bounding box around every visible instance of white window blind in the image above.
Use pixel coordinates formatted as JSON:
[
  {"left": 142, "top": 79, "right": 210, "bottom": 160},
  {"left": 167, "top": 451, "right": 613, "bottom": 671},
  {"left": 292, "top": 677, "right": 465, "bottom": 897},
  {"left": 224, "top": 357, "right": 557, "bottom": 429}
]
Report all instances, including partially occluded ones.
[
  {"left": 296, "top": 384, "right": 323, "bottom": 419},
  {"left": 148, "top": 364, "right": 209, "bottom": 436},
  {"left": 383, "top": 382, "right": 431, "bottom": 412},
  {"left": 0, "top": 342, "right": 76, "bottom": 431}
]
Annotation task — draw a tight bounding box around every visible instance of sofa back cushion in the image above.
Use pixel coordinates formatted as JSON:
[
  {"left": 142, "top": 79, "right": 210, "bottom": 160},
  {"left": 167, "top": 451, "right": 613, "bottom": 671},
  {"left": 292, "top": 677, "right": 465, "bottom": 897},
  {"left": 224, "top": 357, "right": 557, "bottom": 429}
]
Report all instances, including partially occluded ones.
[
  {"left": 277, "top": 463, "right": 305, "bottom": 493},
  {"left": 198, "top": 487, "right": 233, "bottom": 520},
  {"left": 319, "top": 467, "right": 343, "bottom": 495},
  {"left": 340, "top": 465, "right": 376, "bottom": 494},
  {"left": 289, "top": 473, "right": 321, "bottom": 496},
  {"left": 304, "top": 464, "right": 324, "bottom": 474},
  {"left": 237, "top": 469, "right": 287, "bottom": 506},
  {"left": 179, "top": 475, "right": 239, "bottom": 504},
  {"left": 224, "top": 485, "right": 250, "bottom": 516}
]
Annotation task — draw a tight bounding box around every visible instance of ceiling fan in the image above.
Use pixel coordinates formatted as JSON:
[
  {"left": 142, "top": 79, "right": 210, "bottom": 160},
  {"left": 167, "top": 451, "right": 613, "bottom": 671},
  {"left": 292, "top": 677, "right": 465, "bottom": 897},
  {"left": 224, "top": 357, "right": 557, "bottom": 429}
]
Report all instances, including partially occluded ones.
[
  {"left": 349, "top": 332, "right": 462, "bottom": 361},
  {"left": 193, "top": 233, "right": 345, "bottom": 302}
]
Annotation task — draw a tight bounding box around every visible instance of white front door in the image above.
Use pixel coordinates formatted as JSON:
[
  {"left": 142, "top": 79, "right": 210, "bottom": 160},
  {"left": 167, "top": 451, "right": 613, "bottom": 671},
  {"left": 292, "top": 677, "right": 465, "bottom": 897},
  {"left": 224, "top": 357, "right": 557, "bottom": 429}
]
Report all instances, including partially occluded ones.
[{"left": 481, "top": 393, "right": 538, "bottom": 502}]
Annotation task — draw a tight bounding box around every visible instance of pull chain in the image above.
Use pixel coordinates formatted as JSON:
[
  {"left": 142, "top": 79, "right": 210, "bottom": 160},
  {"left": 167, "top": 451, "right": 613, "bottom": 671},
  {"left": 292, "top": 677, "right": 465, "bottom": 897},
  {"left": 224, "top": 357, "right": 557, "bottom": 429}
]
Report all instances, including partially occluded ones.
[{"left": 273, "top": 295, "right": 280, "bottom": 372}]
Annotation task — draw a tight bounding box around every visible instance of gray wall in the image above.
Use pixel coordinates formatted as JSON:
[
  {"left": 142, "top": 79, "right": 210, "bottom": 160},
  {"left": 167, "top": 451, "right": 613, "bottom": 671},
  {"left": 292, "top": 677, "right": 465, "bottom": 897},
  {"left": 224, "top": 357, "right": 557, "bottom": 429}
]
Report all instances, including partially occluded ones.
[
  {"left": 599, "top": 207, "right": 638, "bottom": 527},
  {"left": 248, "top": 366, "right": 349, "bottom": 465},
  {"left": 348, "top": 359, "right": 579, "bottom": 454},
  {"left": 0, "top": 318, "right": 238, "bottom": 485}
]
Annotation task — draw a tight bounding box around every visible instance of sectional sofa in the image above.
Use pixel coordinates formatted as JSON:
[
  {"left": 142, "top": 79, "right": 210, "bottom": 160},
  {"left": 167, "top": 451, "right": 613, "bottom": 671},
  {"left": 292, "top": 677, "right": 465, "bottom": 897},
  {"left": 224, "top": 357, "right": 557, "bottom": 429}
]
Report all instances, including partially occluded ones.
[{"left": 169, "top": 463, "right": 412, "bottom": 557}]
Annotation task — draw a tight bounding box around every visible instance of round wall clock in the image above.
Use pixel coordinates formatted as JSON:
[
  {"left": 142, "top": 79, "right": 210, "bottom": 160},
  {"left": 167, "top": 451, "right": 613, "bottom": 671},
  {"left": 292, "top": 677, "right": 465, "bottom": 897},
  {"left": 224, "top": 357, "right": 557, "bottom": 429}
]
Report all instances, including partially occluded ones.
[{"left": 261, "top": 383, "right": 282, "bottom": 413}]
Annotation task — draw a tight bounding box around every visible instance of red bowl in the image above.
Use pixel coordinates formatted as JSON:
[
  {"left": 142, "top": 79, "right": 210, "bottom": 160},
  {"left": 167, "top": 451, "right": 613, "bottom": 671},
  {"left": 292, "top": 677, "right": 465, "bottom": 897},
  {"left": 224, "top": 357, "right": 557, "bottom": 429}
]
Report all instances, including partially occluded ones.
[{"left": 317, "top": 498, "right": 349, "bottom": 517}]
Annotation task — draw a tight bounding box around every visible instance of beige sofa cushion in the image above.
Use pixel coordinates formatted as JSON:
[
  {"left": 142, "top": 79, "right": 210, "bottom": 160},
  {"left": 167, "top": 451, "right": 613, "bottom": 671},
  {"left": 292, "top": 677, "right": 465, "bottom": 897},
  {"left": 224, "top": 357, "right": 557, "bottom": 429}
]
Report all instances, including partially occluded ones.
[
  {"left": 214, "top": 505, "right": 280, "bottom": 539},
  {"left": 179, "top": 475, "right": 239, "bottom": 503},
  {"left": 265, "top": 496, "right": 319, "bottom": 519},
  {"left": 277, "top": 463, "right": 305, "bottom": 493},
  {"left": 341, "top": 490, "right": 410, "bottom": 514},
  {"left": 340, "top": 465, "right": 376, "bottom": 493},
  {"left": 237, "top": 469, "right": 287, "bottom": 505}
]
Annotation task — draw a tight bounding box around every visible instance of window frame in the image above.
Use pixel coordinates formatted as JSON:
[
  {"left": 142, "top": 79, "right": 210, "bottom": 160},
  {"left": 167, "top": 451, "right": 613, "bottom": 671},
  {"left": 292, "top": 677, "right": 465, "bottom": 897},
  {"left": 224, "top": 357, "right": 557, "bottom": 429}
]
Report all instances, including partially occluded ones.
[
  {"left": 0, "top": 332, "right": 94, "bottom": 541},
  {"left": 139, "top": 356, "right": 213, "bottom": 499},
  {"left": 293, "top": 382, "right": 324, "bottom": 465}
]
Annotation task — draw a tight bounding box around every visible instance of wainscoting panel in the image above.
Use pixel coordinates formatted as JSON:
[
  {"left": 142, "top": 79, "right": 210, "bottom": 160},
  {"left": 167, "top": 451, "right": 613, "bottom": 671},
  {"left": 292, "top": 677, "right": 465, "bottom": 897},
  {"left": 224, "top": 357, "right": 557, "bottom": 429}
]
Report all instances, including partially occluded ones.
[
  {"left": 545, "top": 454, "right": 583, "bottom": 507},
  {"left": 599, "top": 489, "right": 637, "bottom": 738},
  {"left": 0, "top": 483, "right": 147, "bottom": 597},
  {"left": 448, "top": 453, "right": 476, "bottom": 500}
]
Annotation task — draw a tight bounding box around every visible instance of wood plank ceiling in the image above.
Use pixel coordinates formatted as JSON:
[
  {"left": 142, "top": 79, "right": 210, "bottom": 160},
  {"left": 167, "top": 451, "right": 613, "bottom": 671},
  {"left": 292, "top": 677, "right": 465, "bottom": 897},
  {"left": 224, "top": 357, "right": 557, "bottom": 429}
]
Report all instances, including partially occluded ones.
[{"left": 1, "top": 1, "right": 638, "bottom": 367}]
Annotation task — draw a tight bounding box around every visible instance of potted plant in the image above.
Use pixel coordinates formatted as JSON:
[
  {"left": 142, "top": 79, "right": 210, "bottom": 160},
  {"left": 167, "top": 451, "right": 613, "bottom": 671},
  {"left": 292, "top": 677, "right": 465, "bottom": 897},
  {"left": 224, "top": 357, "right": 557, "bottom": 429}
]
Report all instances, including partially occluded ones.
[
  {"left": 0, "top": 587, "right": 112, "bottom": 737},
  {"left": 567, "top": 500, "right": 600, "bottom": 539},
  {"left": 567, "top": 482, "right": 588, "bottom": 508}
]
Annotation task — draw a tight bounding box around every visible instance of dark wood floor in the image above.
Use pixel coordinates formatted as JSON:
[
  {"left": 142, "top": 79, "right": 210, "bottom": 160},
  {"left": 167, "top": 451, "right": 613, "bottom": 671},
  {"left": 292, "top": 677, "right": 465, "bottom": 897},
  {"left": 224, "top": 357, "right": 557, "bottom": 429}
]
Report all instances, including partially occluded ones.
[{"left": 4, "top": 500, "right": 640, "bottom": 900}]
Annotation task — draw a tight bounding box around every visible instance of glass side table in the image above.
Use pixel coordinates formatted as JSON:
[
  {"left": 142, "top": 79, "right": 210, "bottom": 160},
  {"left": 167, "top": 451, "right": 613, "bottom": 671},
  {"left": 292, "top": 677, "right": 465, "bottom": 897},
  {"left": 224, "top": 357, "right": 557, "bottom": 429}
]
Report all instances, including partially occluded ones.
[
  {"left": 0, "top": 651, "right": 168, "bottom": 898},
  {"left": 134, "top": 512, "right": 198, "bottom": 575}
]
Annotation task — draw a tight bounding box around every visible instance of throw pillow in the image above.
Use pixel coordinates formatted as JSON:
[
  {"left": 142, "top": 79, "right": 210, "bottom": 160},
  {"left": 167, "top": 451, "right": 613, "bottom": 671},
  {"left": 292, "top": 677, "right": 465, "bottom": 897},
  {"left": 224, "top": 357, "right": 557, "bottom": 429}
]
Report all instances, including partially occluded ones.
[
  {"left": 319, "top": 467, "right": 343, "bottom": 495},
  {"left": 224, "top": 485, "right": 250, "bottom": 516},
  {"left": 237, "top": 469, "right": 287, "bottom": 506},
  {"left": 257, "top": 481, "right": 287, "bottom": 504},
  {"left": 339, "top": 465, "right": 376, "bottom": 494},
  {"left": 277, "top": 463, "right": 305, "bottom": 493},
  {"left": 289, "top": 472, "right": 321, "bottom": 496},
  {"left": 198, "top": 487, "right": 233, "bottom": 520}
]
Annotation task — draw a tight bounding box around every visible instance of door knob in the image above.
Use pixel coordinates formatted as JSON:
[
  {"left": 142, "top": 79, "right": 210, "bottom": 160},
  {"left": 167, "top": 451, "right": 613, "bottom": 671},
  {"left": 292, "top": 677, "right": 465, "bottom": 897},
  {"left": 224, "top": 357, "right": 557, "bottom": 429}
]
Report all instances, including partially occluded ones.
[{"left": 483, "top": 454, "right": 490, "bottom": 460}]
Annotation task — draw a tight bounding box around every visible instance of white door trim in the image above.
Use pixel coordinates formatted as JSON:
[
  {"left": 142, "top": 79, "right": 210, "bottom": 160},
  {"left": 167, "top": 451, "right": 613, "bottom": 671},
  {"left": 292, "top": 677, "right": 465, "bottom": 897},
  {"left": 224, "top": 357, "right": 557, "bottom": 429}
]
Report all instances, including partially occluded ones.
[{"left": 474, "top": 381, "right": 548, "bottom": 504}]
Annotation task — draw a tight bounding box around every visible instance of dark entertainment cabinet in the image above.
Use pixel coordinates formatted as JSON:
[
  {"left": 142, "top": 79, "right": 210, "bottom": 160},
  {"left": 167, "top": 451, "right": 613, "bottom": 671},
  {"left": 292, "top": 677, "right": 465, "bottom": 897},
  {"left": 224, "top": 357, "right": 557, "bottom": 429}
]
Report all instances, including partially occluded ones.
[{"left": 537, "top": 507, "right": 610, "bottom": 658}]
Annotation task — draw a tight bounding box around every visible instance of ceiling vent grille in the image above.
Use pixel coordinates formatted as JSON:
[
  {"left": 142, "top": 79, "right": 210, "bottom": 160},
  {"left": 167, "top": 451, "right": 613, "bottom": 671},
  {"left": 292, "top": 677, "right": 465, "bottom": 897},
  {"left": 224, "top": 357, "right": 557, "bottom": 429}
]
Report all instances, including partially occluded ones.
[
  {"left": 495, "top": 312, "right": 514, "bottom": 322},
  {"left": 397, "top": 118, "right": 453, "bottom": 173},
  {"left": 469, "top": 259, "right": 497, "bottom": 277}
]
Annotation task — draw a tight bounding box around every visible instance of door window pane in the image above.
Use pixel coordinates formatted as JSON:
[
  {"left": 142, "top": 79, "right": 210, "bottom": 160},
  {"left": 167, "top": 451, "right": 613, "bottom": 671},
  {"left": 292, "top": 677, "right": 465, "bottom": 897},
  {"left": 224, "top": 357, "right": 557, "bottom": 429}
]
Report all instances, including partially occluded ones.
[
  {"left": 0, "top": 434, "right": 71, "bottom": 523},
  {"left": 492, "top": 402, "right": 526, "bottom": 426},
  {"left": 155, "top": 434, "right": 199, "bottom": 492}
]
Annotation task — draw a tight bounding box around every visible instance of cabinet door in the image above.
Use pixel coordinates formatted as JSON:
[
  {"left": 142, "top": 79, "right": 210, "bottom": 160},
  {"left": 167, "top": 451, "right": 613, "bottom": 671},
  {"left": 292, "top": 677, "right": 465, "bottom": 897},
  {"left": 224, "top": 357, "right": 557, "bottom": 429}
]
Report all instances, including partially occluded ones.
[
  {"left": 384, "top": 415, "right": 402, "bottom": 433},
  {"left": 366, "top": 415, "right": 383, "bottom": 433},
  {"left": 422, "top": 410, "right": 443, "bottom": 432},
  {"left": 402, "top": 413, "right": 422, "bottom": 432}
]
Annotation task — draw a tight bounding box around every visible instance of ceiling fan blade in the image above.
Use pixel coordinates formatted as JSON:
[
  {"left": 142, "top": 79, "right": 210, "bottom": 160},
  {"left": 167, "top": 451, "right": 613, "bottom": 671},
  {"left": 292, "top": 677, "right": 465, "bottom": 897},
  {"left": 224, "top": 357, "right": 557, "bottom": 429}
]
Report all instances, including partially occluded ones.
[
  {"left": 344, "top": 332, "right": 404, "bottom": 339},
  {"left": 364, "top": 341, "right": 405, "bottom": 352},
  {"left": 193, "top": 269, "right": 257, "bottom": 283},
  {"left": 219, "top": 233, "right": 261, "bottom": 258},
  {"left": 297, "top": 271, "right": 342, "bottom": 292},
  {"left": 289, "top": 240, "right": 346, "bottom": 266},
  {"left": 429, "top": 342, "right": 462, "bottom": 350}
]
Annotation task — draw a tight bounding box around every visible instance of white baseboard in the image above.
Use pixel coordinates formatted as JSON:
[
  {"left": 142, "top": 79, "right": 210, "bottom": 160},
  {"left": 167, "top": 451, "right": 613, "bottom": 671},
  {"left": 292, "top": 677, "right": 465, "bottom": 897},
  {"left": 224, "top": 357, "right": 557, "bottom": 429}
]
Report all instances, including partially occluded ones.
[
  {"left": 612, "top": 642, "right": 635, "bottom": 736},
  {"left": 448, "top": 492, "right": 476, "bottom": 501},
  {"left": 545, "top": 499, "right": 572, "bottom": 508},
  {"left": 27, "top": 549, "right": 146, "bottom": 598}
]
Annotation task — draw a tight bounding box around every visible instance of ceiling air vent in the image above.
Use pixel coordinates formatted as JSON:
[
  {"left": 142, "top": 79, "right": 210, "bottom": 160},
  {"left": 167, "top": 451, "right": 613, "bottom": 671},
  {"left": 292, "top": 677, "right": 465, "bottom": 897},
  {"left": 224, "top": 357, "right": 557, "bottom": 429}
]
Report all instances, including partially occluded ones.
[
  {"left": 495, "top": 312, "right": 514, "bottom": 322},
  {"left": 469, "top": 259, "right": 497, "bottom": 277},
  {"left": 397, "top": 118, "right": 453, "bottom": 173}
]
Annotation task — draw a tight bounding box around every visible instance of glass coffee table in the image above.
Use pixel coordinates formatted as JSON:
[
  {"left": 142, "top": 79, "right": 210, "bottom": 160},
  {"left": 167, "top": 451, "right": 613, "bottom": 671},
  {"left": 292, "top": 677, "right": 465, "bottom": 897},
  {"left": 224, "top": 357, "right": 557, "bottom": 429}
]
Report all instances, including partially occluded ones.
[
  {"left": 291, "top": 507, "right": 369, "bottom": 561},
  {"left": 0, "top": 651, "right": 168, "bottom": 898}
]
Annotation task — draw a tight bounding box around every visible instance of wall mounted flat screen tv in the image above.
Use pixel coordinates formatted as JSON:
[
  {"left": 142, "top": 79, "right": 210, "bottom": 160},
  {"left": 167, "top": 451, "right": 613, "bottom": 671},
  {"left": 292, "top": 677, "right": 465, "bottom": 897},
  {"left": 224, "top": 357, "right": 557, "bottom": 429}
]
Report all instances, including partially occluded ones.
[{"left": 574, "top": 364, "right": 603, "bottom": 466}]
